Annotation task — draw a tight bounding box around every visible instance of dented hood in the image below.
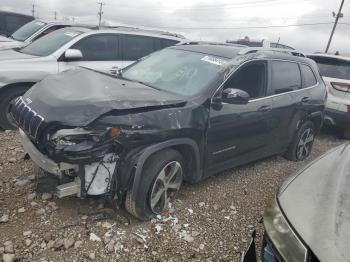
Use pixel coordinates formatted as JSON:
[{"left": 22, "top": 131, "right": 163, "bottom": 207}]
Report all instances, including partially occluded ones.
[
  {"left": 278, "top": 144, "right": 350, "bottom": 262},
  {"left": 24, "top": 68, "right": 186, "bottom": 126}
]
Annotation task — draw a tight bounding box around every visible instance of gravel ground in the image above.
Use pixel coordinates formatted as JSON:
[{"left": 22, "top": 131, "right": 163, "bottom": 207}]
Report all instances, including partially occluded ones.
[{"left": 0, "top": 128, "right": 345, "bottom": 262}]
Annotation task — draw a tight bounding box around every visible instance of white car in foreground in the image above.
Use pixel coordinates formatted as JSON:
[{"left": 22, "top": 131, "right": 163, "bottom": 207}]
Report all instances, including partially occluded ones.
[{"left": 308, "top": 53, "right": 350, "bottom": 137}]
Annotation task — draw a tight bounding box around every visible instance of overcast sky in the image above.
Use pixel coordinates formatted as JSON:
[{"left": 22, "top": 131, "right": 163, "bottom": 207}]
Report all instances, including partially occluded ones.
[{"left": 1, "top": 0, "right": 350, "bottom": 54}]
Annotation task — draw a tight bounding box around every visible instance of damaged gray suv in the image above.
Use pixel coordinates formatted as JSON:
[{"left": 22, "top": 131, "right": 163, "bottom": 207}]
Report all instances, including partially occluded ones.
[{"left": 13, "top": 43, "right": 326, "bottom": 220}]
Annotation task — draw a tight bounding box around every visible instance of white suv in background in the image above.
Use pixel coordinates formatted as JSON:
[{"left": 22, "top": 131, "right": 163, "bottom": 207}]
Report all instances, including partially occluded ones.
[{"left": 308, "top": 53, "right": 350, "bottom": 137}]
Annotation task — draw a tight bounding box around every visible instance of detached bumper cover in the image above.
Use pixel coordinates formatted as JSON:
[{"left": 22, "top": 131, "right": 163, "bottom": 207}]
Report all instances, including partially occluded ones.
[
  {"left": 324, "top": 108, "right": 350, "bottom": 128},
  {"left": 19, "top": 129, "right": 78, "bottom": 175}
]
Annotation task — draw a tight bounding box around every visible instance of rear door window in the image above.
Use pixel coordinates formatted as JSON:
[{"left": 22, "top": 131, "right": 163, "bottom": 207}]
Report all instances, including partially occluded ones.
[
  {"left": 300, "top": 64, "right": 317, "bottom": 88},
  {"left": 270, "top": 61, "right": 301, "bottom": 95},
  {"left": 72, "top": 34, "right": 119, "bottom": 61},
  {"left": 122, "top": 35, "right": 155, "bottom": 61},
  {"left": 308, "top": 56, "right": 350, "bottom": 80}
]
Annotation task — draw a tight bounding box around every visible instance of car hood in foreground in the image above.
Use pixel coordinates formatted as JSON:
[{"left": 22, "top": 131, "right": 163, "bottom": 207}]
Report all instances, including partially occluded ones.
[
  {"left": 278, "top": 144, "right": 350, "bottom": 262},
  {"left": 23, "top": 68, "right": 187, "bottom": 126}
]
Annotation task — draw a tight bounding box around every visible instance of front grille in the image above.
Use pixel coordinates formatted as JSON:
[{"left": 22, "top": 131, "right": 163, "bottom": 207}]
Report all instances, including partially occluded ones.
[{"left": 10, "top": 97, "right": 44, "bottom": 139}]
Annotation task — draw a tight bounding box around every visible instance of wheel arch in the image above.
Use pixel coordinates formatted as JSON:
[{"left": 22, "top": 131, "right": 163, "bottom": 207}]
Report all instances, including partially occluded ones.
[
  {"left": 297, "top": 111, "right": 324, "bottom": 133},
  {"left": 129, "top": 138, "right": 201, "bottom": 201}
]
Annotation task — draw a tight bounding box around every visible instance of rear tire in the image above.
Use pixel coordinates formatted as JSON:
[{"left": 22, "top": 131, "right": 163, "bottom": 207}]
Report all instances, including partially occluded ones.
[
  {"left": 0, "top": 87, "right": 30, "bottom": 130},
  {"left": 124, "top": 149, "right": 184, "bottom": 220},
  {"left": 284, "top": 121, "right": 315, "bottom": 161}
]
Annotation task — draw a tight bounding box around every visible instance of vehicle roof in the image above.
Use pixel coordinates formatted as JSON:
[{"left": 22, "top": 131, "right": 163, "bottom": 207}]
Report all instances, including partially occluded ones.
[
  {"left": 306, "top": 53, "right": 350, "bottom": 62},
  {"left": 0, "top": 10, "right": 34, "bottom": 19},
  {"left": 66, "top": 26, "right": 186, "bottom": 41},
  {"left": 34, "top": 19, "right": 72, "bottom": 26},
  {"left": 170, "top": 42, "right": 312, "bottom": 64},
  {"left": 171, "top": 42, "right": 243, "bottom": 59}
]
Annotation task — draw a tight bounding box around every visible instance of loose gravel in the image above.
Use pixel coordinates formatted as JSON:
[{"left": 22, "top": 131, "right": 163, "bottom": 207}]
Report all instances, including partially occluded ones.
[{"left": 0, "top": 129, "right": 345, "bottom": 261}]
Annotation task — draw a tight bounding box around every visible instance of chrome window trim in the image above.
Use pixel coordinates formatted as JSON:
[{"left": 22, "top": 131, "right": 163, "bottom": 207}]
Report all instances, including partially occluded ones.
[{"left": 211, "top": 58, "right": 319, "bottom": 104}]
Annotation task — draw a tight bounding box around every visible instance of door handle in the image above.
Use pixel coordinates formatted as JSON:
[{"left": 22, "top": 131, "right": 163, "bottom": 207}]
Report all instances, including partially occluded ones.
[
  {"left": 301, "top": 97, "right": 310, "bottom": 103},
  {"left": 258, "top": 105, "right": 271, "bottom": 112},
  {"left": 109, "top": 66, "right": 119, "bottom": 74}
]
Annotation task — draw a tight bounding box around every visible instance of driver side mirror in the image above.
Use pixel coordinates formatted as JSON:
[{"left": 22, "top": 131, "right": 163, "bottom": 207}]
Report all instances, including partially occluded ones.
[
  {"left": 64, "top": 49, "right": 83, "bottom": 61},
  {"left": 220, "top": 88, "right": 250, "bottom": 104}
]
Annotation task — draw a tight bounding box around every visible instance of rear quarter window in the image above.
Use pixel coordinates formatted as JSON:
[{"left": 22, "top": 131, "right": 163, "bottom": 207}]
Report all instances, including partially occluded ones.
[
  {"left": 270, "top": 61, "right": 301, "bottom": 94},
  {"left": 309, "top": 56, "right": 350, "bottom": 80},
  {"left": 300, "top": 64, "right": 317, "bottom": 88}
]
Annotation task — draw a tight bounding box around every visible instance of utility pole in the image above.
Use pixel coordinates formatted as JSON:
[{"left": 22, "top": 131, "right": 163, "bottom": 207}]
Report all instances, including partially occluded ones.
[
  {"left": 54, "top": 11, "right": 57, "bottom": 20},
  {"left": 31, "top": 3, "right": 35, "bottom": 17},
  {"left": 97, "top": 2, "right": 106, "bottom": 27},
  {"left": 325, "top": 0, "right": 345, "bottom": 53}
]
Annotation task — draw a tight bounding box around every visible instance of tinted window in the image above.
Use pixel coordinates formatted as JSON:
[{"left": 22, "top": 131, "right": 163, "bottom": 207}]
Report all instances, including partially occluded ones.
[
  {"left": 271, "top": 61, "right": 301, "bottom": 94},
  {"left": 300, "top": 64, "right": 317, "bottom": 87},
  {"left": 72, "top": 34, "right": 118, "bottom": 61},
  {"left": 5, "top": 15, "right": 30, "bottom": 33},
  {"left": 161, "top": 39, "right": 178, "bottom": 48},
  {"left": 122, "top": 35, "right": 155, "bottom": 60},
  {"left": 224, "top": 62, "right": 266, "bottom": 99},
  {"left": 20, "top": 28, "right": 82, "bottom": 56},
  {"left": 308, "top": 56, "right": 350, "bottom": 80},
  {"left": 11, "top": 20, "right": 46, "bottom": 41}
]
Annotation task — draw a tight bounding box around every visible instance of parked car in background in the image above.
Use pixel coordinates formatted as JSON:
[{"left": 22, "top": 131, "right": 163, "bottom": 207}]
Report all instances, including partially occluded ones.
[
  {"left": 243, "top": 143, "right": 350, "bottom": 262},
  {"left": 227, "top": 36, "right": 294, "bottom": 50},
  {"left": 307, "top": 53, "right": 350, "bottom": 138},
  {"left": 0, "top": 26, "right": 186, "bottom": 129},
  {"left": 13, "top": 44, "right": 326, "bottom": 220},
  {"left": 0, "top": 10, "right": 34, "bottom": 37},
  {"left": 0, "top": 19, "right": 71, "bottom": 50}
]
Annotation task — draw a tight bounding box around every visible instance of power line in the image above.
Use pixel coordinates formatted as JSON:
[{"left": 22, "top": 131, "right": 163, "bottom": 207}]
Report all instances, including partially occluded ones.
[
  {"left": 325, "top": 0, "right": 345, "bottom": 53},
  {"left": 97, "top": 2, "right": 106, "bottom": 27},
  {"left": 116, "top": 0, "right": 309, "bottom": 11},
  {"left": 150, "top": 22, "right": 350, "bottom": 30}
]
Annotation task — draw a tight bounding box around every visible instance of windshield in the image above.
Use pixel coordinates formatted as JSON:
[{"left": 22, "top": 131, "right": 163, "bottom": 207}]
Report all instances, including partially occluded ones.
[
  {"left": 122, "top": 48, "right": 227, "bottom": 96},
  {"left": 20, "top": 28, "right": 82, "bottom": 57},
  {"left": 11, "top": 20, "right": 47, "bottom": 42}
]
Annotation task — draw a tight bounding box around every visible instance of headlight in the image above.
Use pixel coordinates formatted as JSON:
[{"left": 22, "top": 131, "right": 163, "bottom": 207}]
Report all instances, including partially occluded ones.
[
  {"left": 50, "top": 127, "right": 120, "bottom": 151},
  {"left": 264, "top": 197, "right": 308, "bottom": 262}
]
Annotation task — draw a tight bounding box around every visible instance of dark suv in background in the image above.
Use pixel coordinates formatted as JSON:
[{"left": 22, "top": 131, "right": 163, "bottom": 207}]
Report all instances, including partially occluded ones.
[
  {"left": 0, "top": 11, "right": 34, "bottom": 37},
  {"left": 14, "top": 44, "right": 326, "bottom": 220}
]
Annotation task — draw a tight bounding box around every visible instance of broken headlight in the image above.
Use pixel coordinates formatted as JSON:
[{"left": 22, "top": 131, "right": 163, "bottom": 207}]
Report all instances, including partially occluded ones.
[
  {"left": 50, "top": 127, "right": 120, "bottom": 151},
  {"left": 263, "top": 197, "right": 308, "bottom": 262}
]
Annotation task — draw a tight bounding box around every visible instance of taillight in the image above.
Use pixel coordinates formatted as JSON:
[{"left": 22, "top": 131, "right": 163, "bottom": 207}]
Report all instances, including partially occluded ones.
[{"left": 331, "top": 82, "right": 350, "bottom": 93}]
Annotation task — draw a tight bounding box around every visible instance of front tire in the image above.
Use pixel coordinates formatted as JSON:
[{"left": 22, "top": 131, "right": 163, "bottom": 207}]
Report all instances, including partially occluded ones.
[
  {"left": 0, "top": 87, "right": 30, "bottom": 130},
  {"left": 125, "top": 149, "right": 184, "bottom": 220},
  {"left": 284, "top": 121, "right": 315, "bottom": 161}
]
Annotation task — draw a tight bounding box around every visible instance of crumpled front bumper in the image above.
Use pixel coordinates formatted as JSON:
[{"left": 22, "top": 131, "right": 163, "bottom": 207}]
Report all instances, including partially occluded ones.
[{"left": 19, "top": 128, "right": 78, "bottom": 175}]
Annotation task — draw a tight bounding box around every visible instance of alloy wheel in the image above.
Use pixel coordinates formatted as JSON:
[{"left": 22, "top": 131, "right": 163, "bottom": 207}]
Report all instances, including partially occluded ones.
[
  {"left": 149, "top": 161, "right": 183, "bottom": 213},
  {"left": 296, "top": 128, "right": 314, "bottom": 160}
]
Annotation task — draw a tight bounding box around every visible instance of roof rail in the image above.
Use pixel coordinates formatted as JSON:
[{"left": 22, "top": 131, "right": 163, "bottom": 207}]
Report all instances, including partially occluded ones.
[
  {"left": 180, "top": 41, "right": 246, "bottom": 47},
  {"left": 96, "top": 25, "right": 186, "bottom": 39},
  {"left": 238, "top": 47, "right": 305, "bottom": 57}
]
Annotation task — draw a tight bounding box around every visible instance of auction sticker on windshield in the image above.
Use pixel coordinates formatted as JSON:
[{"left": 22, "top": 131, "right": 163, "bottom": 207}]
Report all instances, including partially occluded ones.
[
  {"left": 64, "top": 31, "right": 80, "bottom": 38},
  {"left": 201, "top": 55, "right": 225, "bottom": 66}
]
